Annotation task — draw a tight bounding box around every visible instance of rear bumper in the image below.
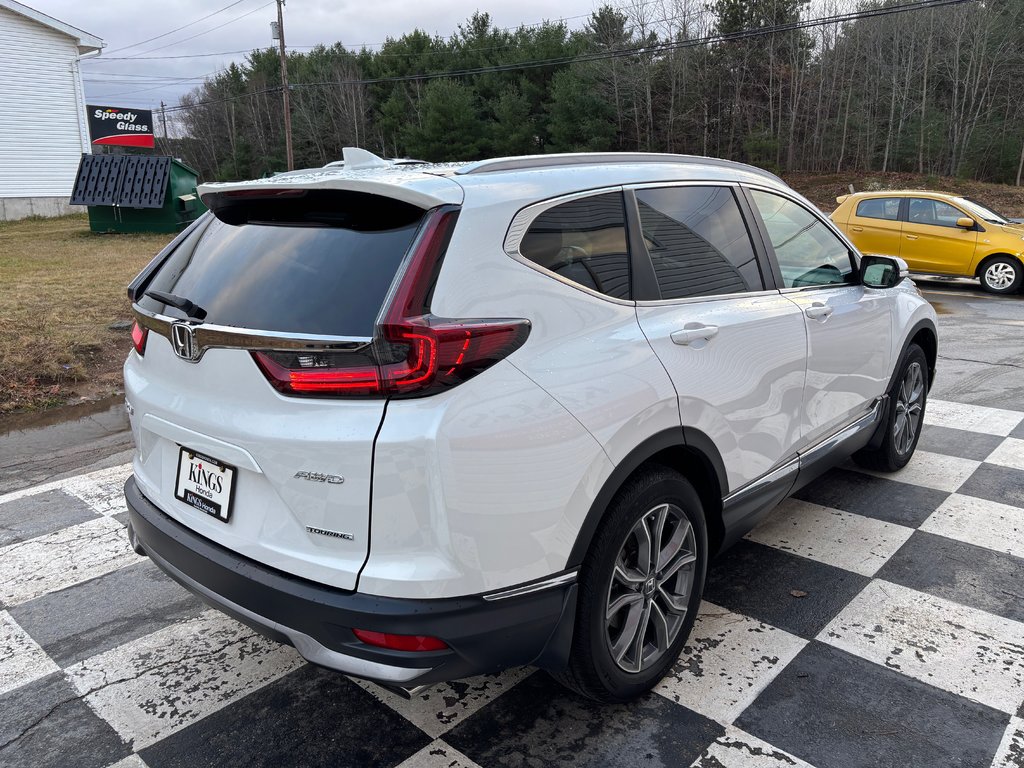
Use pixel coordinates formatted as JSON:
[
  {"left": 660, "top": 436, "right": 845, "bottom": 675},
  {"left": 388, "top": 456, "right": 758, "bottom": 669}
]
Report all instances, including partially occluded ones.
[{"left": 125, "top": 476, "right": 577, "bottom": 686}]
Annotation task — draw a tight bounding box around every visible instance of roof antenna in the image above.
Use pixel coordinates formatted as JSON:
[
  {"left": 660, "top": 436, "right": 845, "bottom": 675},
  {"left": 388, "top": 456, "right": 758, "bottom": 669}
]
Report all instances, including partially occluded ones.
[{"left": 342, "top": 147, "right": 391, "bottom": 170}]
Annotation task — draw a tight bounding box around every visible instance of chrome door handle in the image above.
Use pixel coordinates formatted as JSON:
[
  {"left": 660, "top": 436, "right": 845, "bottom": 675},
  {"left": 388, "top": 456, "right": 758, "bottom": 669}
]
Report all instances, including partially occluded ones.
[
  {"left": 671, "top": 325, "right": 719, "bottom": 346},
  {"left": 804, "top": 303, "right": 833, "bottom": 321},
  {"left": 906, "top": 235, "right": 919, "bottom": 240}
]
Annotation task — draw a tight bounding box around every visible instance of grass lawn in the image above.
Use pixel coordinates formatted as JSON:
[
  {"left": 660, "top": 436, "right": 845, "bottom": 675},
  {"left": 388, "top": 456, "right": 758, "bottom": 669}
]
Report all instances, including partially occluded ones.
[{"left": 0, "top": 214, "right": 174, "bottom": 412}]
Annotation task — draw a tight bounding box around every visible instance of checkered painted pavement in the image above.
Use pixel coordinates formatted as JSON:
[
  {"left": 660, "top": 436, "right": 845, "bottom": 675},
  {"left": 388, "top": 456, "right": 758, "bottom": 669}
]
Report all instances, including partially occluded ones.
[{"left": 1, "top": 398, "right": 1023, "bottom": 768}]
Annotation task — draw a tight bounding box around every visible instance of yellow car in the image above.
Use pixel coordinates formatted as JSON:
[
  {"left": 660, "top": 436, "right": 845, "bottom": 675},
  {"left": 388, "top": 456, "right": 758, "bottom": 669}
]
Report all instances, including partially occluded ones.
[{"left": 831, "top": 191, "right": 1024, "bottom": 294}]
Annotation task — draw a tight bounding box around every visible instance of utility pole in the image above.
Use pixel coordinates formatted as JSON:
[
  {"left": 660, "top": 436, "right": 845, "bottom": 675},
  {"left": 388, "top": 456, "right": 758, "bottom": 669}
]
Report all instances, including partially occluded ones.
[
  {"left": 274, "top": 0, "right": 294, "bottom": 170},
  {"left": 159, "top": 101, "right": 168, "bottom": 153}
]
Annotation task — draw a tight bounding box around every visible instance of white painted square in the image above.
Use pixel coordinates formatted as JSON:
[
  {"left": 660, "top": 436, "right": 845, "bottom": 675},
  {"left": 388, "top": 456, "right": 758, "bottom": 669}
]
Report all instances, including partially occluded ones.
[
  {"left": 745, "top": 499, "right": 914, "bottom": 577},
  {"left": 354, "top": 667, "right": 531, "bottom": 738},
  {"left": 0, "top": 516, "right": 144, "bottom": 606},
  {"left": 690, "top": 726, "right": 815, "bottom": 768},
  {"left": 396, "top": 740, "right": 484, "bottom": 768},
  {"left": 991, "top": 717, "right": 1023, "bottom": 768},
  {"left": 920, "top": 493, "right": 1024, "bottom": 559},
  {"left": 0, "top": 611, "right": 60, "bottom": 696},
  {"left": 103, "top": 756, "right": 150, "bottom": 768},
  {"left": 925, "top": 400, "right": 1024, "bottom": 438},
  {"left": 65, "top": 610, "right": 304, "bottom": 750},
  {"left": 819, "top": 580, "right": 1024, "bottom": 715},
  {"left": 656, "top": 602, "right": 807, "bottom": 724},
  {"left": 848, "top": 450, "right": 980, "bottom": 493},
  {"left": 986, "top": 438, "right": 1024, "bottom": 472},
  {"left": 63, "top": 464, "right": 135, "bottom": 517}
]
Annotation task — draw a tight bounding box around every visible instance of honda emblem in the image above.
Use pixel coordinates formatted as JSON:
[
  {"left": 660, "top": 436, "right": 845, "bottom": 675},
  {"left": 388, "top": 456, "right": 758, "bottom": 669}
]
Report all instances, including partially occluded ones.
[{"left": 170, "top": 322, "right": 199, "bottom": 362}]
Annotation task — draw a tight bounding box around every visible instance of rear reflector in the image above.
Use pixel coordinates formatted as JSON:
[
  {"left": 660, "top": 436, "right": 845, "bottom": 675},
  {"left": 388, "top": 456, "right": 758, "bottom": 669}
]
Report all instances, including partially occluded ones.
[
  {"left": 352, "top": 629, "right": 448, "bottom": 652},
  {"left": 252, "top": 206, "right": 531, "bottom": 399},
  {"left": 131, "top": 321, "right": 148, "bottom": 356}
]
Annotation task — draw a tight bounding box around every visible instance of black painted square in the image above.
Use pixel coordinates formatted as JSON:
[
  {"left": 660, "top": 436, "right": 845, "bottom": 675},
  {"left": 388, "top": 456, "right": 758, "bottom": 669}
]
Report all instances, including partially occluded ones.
[
  {"left": 445, "top": 671, "right": 723, "bottom": 767},
  {"left": 10, "top": 559, "right": 206, "bottom": 667},
  {"left": 876, "top": 531, "right": 1024, "bottom": 623},
  {"left": 958, "top": 463, "right": 1024, "bottom": 509},
  {"left": 0, "top": 672, "right": 130, "bottom": 768},
  {"left": 917, "top": 425, "right": 1005, "bottom": 462},
  {"left": 705, "top": 540, "right": 870, "bottom": 638},
  {"left": 139, "top": 664, "right": 431, "bottom": 768},
  {"left": 0, "top": 490, "right": 99, "bottom": 547},
  {"left": 795, "top": 467, "right": 947, "bottom": 527},
  {"left": 736, "top": 642, "right": 1009, "bottom": 768},
  {"left": 1011, "top": 419, "right": 1024, "bottom": 440}
]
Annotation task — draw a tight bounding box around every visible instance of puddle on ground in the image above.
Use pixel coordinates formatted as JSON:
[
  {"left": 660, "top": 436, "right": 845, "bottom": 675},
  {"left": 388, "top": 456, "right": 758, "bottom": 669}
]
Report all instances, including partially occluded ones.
[
  {"left": 929, "top": 300, "right": 953, "bottom": 315},
  {"left": 0, "top": 393, "right": 126, "bottom": 438}
]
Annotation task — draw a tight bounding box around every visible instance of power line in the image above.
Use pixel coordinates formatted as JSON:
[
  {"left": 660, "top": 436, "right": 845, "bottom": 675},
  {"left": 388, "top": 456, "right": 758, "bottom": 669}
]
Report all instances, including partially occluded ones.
[
  {"left": 163, "top": 0, "right": 973, "bottom": 115},
  {"left": 131, "top": 1, "right": 276, "bottom": 57},
  {"left": 83, "top": 49, "right": 266, "bottom": 61},
  {"left": 103, "top": 0, "right": 254, "bottom": 55}
]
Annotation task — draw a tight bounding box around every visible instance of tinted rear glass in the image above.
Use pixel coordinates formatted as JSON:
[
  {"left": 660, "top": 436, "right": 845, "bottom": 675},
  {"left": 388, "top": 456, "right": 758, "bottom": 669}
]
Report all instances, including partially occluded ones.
[
  {"left": 138, "top": 194, "right": 424, "bottom": 337},
  {"left": 519, "top": 192, "right": 631, "bottom": 300}
]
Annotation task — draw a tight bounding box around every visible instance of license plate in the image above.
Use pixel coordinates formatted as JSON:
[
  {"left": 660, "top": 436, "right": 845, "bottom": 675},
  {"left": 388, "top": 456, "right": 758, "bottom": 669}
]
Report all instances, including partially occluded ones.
[{"left": 174, "top": 448, "right": 235, "bottom": 523}]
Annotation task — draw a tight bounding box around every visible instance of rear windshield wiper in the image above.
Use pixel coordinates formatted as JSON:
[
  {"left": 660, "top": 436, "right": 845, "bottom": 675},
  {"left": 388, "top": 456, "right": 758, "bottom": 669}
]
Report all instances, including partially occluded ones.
[{"left": 145, "top": 290, "right": 208, "bottom": 322}]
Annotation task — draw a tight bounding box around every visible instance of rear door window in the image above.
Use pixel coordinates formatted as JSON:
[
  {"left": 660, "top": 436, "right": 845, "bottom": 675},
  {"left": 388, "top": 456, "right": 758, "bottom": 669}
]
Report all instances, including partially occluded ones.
[
  {"left": 519, "top": 192, "right": 631, "bottom": 300},
  {"left": 137, "top": 192, "right": 424, "bottom": 338},
  {"left": 856, "top": 198, "right": 901, "bottom": 221},
  {"left": 635, "top": 186, "right": 763, "bottom": 299}
]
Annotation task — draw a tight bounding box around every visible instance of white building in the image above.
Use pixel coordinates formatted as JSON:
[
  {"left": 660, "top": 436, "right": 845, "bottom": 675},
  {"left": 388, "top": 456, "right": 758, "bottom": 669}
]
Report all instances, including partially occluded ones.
[{"left": 0, "top": 1, "right": 103, "bottom": 220}]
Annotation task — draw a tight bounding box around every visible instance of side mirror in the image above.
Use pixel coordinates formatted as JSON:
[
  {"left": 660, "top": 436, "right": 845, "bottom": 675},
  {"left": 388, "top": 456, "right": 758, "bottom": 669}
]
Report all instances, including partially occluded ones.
[
  {"left": 956, "top": 216, "right": 975, "bottom": 229},
  {"left": 860, "top": 254, "right": 908, "bottom": 289}
]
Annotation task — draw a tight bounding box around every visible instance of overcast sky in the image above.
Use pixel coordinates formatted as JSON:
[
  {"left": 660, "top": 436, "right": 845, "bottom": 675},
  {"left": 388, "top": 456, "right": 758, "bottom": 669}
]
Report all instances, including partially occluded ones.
[{"left": 32, "top": 0, "right": 606, "bottom": 111}]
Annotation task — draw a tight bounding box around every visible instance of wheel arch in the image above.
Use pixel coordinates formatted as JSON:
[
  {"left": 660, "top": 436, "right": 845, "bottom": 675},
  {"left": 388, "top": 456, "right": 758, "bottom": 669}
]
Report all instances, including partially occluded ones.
[
  {"left": 566, "top": 428, "right": 727, "bottom": 569},
  {"left": 906, "top": 319, "right": 938, "bottom": 391},
  {"left": 974, "top": 252, "right": 1023, "bottom": 278}
]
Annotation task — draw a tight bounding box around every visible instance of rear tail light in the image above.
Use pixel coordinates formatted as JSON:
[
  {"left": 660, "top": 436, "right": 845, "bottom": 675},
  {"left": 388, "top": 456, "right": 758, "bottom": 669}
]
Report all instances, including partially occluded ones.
[
  {"left": 131, "top": 321, "right": 148, "bottom": 356},
  {"left": 252, "top": 207, "right": 531, "bottom": 399},
  {"left": 352, "top": 629, "right": 448, "bottom": 652}
]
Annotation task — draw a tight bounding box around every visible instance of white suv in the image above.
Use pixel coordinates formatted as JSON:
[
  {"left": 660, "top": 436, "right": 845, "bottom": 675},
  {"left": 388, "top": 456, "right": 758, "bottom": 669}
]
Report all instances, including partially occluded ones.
[{"left": 123, "top": 149, "right": 937, "bottom": 702}]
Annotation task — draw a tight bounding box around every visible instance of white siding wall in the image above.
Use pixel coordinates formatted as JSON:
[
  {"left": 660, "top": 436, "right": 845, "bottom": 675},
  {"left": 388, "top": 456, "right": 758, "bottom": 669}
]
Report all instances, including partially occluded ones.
[{"left": 0, "top": 7, "right": 88, "bottom": 199}]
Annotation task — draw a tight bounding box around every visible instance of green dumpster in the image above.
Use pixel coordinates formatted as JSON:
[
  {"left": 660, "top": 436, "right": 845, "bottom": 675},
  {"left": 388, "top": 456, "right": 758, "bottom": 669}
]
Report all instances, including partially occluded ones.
[{"left": 70, "top": 154, "right": 207, "bottom": 234}]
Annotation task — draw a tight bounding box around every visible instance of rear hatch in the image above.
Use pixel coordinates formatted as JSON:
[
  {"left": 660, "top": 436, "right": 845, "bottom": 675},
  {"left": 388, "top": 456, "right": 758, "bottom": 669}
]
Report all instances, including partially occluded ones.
[{"left": 124, "top": 185, "right": 458, "bottom": 590}]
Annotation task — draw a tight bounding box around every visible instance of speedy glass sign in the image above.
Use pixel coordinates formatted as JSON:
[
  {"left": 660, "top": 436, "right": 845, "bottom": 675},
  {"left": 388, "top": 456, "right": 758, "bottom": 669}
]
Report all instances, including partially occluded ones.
[{"left": 86, "top": 104, "right": 155, "bottom": 148}]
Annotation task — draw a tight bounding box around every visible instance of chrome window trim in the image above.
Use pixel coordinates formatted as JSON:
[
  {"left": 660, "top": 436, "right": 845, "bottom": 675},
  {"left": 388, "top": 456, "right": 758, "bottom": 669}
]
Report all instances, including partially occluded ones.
[
  {"left": 482, "top": 570, "right": 578, "bottom": 601},
  {"left": 628, "top": 180, "right": 742, "bottom": 192},
  {"left": 133, "top": 305, "right": 372, "bottom": 361},
  {"left": 635, "top": 288, "right": 780, "bottom": 307},
  {"left": 502, "top": 186, "right": 635, "bottom": 307}
]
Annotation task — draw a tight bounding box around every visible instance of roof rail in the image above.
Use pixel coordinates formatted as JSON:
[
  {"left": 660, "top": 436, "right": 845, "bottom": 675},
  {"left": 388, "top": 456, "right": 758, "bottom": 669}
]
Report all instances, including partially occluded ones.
[{"left": 455, "top": 152, "right": 784, "bottom": 185}]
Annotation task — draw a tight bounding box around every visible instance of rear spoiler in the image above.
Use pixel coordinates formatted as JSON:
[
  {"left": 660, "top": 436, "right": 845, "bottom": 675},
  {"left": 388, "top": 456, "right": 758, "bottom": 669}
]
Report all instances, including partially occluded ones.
[
  {"left": 198, "top": 171, "right": 463, "bottom": 213},
  {"left": 836, "top": 194, "right": 850, "bottom": 204}
]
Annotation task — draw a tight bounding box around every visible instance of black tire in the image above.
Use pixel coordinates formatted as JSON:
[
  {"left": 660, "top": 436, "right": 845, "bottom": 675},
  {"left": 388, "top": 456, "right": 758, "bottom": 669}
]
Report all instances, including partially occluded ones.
[
  {"left": 551, "top": 466, "right": 707, "bottom": 702},
  {"left": 978, "top": 256, "right": 1023, "bottom": 294},
  {"left": 852, "top": 343, "right": 929, "bottom": 472}
]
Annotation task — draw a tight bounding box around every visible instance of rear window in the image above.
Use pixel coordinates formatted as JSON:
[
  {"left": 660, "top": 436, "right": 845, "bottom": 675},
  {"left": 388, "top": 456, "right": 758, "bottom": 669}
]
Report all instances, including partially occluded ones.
[
  {"left": 137, "top": 192, "right": 424, "bottom": 337},
  {"left": 519, "top": 192, "right": 631, "bottom": 300}
]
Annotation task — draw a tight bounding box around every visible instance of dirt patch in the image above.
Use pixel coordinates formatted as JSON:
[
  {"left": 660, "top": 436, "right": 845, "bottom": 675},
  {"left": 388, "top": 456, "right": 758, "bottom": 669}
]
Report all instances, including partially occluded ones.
[
  {"left": 785, "top": 171, "right": 1024, "bottom": 216},
  {"left": 0, "top": 214, "right": 174, "bottom": 413}
]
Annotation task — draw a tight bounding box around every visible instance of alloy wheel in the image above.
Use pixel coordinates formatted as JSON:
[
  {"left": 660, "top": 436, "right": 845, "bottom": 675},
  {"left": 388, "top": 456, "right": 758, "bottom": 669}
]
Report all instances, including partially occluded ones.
[
  {"left": 605, "top": 503, "right": 697, "bottom": 674},
  {"left": 984, "top": 261, "right": 1017, "bottom": 291},
  {"left": 893, "top": 361, "right": 925, "bottom": 456}
]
